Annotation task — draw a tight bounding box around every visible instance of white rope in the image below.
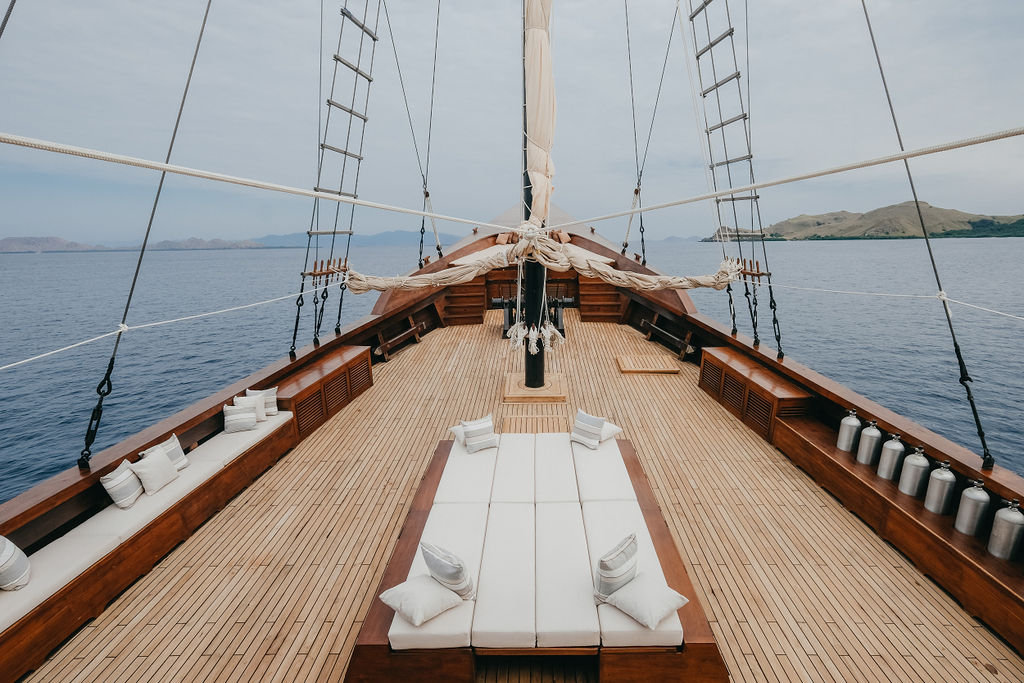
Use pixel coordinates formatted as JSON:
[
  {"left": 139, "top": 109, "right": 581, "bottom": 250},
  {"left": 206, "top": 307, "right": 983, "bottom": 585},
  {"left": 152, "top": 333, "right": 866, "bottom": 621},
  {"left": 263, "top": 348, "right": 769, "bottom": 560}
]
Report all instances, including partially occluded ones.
[
  {"left": 768, "top": 282, "right": 1024, "bottom": 322},
  {"left": 0, "top": 289, "right": 306, "bottom": 373},
  {"left": 546, "top": 125, "right": 1024, "bottom": 231},
  {"left": 0, "top": 132, "right": 509, "bottom": 234}
]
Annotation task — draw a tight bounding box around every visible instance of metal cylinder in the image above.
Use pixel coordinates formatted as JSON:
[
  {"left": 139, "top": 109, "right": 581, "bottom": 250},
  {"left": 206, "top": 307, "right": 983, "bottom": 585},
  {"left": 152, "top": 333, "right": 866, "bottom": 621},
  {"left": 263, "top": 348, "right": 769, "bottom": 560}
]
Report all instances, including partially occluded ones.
[
  {"left": 898, "top": 447, "right": 930, "bottom": 498},
  {"left": 856, "top": 421, "right": 883, "bottom": 466},
  {"left": 836, "top": 409, "right": 861, "bottom": 452},
  {"left": 954, "top": 480, "right": 990, "bottom": 536},
  {"left": 988, "top": 499, "right": 1024, "bottom": 561},
  {"left": 876, "top": 434, "right": 905, "bottom": 481},
  {"left": 924, "top": 460, "right": 957, "bottom": 514}
]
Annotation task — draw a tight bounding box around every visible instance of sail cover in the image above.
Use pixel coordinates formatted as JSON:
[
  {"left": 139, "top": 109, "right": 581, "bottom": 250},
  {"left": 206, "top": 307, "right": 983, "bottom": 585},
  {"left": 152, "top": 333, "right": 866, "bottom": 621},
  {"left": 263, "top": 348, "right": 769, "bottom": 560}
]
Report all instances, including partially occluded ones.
[{"left": 523, "top": 0, "right": 556, "bottom": 228}]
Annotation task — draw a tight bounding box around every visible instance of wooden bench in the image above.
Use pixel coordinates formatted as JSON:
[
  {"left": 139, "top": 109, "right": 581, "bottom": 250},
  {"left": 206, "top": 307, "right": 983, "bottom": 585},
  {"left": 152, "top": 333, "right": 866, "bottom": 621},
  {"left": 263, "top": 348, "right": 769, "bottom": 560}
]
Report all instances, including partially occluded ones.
[
  {"left": 345, "top": 440, "right": 728, "bottom": 682},
  {"left": 698, "top": 346, "right": 812, "bottom": 441},
  {"left": 375, "top": 317, "right": 424, "bottom": 361},
  {"left": 641, "top": 314, "right": 693, "bottom": 359}
]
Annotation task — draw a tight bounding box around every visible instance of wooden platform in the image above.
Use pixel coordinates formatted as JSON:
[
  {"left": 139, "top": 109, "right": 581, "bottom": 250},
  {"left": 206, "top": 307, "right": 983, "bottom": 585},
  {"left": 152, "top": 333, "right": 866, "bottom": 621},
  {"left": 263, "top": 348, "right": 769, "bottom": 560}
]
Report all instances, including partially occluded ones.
[
  {"left": 27, "top": 310, "right": 1024, "bottom": 682},
  {"left": 346, "top": 439, "right": 726, "bottom": 682},
  {"left": 616, "top": 355, "right": 681, "bottom": 374}
]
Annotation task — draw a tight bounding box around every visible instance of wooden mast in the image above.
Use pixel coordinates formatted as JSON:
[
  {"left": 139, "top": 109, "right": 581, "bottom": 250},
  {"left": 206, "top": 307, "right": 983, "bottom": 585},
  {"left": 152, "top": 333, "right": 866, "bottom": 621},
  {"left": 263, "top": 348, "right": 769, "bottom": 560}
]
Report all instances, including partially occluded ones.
[{"left": 522, "top": 0, "right": 545, "bottom": 388}]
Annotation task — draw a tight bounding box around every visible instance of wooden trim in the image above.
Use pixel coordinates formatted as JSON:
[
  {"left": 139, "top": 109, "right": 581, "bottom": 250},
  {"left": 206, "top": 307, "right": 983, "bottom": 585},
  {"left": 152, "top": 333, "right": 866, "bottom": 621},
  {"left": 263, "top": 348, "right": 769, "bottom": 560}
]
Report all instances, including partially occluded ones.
[
  {"left": 682, "top": 311, "right": 1024, "bottom": 504},
  {"left": 773, "top": 416, "right": 1024, "bottom": 653},
  {"left": 346, "top": 439, "right": 727, "bottom": 682},
  {"left": 0, "top": 418, "right": 298, "bottom": 681}
]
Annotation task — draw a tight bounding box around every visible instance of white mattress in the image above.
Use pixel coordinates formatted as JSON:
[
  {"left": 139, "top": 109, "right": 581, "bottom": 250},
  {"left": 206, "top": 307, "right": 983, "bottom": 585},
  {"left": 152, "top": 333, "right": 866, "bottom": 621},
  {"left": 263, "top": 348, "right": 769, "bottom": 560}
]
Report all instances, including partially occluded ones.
[
  {"left": 388, "top": 502, "right": 490, "bottom": 649},
  {"left": 535, "top": 502, "right": 600, "bottom": 647},
  {"left": 491, "top": 433, "right": 535, "bottom": 503},
  {"left": 534, "top": 433, "right": 579, "bottom": 503},
  {"left": 572, "top": 439, "right": 637, "bottom": 502},
  {"left": 582, "top": 500, "right": 684, "bottom": 647},
  {"left": 472, "top": 503, "right": 536, "bottom": 648},
  {"left": 433, "top": 439, "right": 498, "bottom": 504}
]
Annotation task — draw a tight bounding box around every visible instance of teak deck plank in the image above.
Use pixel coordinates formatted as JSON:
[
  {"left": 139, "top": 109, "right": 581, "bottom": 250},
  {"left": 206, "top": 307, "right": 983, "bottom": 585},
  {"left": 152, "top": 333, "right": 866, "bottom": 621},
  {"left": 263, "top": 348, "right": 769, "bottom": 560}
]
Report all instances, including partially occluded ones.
[{"left": 27, "top": 310, "right": 1024, "bottom": 683}]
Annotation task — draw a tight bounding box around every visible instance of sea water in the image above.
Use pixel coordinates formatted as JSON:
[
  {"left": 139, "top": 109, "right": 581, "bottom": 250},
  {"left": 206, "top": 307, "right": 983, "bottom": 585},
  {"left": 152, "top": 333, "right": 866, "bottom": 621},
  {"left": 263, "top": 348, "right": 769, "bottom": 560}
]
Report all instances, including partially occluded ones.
[{"left": 0, "top": 237, "right": 1021, "bottom": 503}]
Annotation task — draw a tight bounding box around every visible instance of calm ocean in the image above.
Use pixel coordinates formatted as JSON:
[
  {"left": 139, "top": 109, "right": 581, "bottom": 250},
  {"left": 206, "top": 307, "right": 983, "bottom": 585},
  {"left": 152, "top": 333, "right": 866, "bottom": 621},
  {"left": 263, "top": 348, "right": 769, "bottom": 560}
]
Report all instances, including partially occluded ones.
[{"left": 1, "top": 237, "right": 1021, "bottom": 503}]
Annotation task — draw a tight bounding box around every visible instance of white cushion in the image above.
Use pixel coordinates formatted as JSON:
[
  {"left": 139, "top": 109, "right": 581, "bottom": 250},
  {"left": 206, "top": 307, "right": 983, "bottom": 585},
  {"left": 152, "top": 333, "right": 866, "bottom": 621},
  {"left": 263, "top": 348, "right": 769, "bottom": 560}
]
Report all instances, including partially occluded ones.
[
  {"left": 223, "top": 404, "right": 257, "bottom": 433},
  {"left": 601, "top": 421, "right": 623, "bottom": 441},
  {"left": 380, "top": 574, "right": 462, "bottom": 627},
  {"left": 603, "top": 572, "right": 689, "bottom": 630},
  {"left": 472, "top": 503, "right": 536, "bottom": 648},
  {"left": 582, "top": 500, "right": 683, "bottom": 647},
  {"left": 461, "top": 414, "right": 498, "bottom": 453},
  {"left": 0, "top": 527, "right": 120, "bottom": 633},
  {"left": 246, "top": 386, "right": 278, "bottom": 416},
  {"left": 234, "top": 395, "right": 267, "bottom": 422},
  {"left": 572, "top": 439, "right": 637, "bottom": 502},
  {"left": 535, "top": 433, "right": 579, "bottom": 503},
  {"left": 448, "top": 424, "right": 465, "bottom": 445},
  {"left": 0, "top": 536, "right": 30, "bottom": 591},
  {"left": 129, "top": 448, "right": 179, "bottom": 495},
  {"left": 157, "top": 434, "right": 190, "bottom": 471},
  {"left": 491, "top": 433, "right": 535, "bottom": 503},
  {"left": 535, "top": 503, "right": 600, "bottom": 646},
  {"left": 433, "top": 440, "right": 497, "bottom": 504},
  {"left": 389, "top": 502, "right": 489, "bottom": 650},
  {"left": 421, "top": 542, "right": 474, "bottom": 599},
  {"left": 571, "top": 409, "right": 605, "bottom": 450},
  {"left": 191, "top": 411, "right": 293, "bottom": 468},
  {"left": 99, "top": 459, "right": 144, "bottom": 509},
  {"left": 594, "top": 533, "right": 638, "bottom": 600}
]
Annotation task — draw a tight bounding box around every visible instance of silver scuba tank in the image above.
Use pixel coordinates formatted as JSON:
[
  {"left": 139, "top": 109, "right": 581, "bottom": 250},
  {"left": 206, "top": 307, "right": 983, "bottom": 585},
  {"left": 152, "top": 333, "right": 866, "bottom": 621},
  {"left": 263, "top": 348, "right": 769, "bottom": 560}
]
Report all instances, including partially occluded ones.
[
  {"left": 988, "top": 499, "right": 1024, "bottom": 561},
  {"left": 897, "top": 447, "right": 930, "bottom": 498},
  {"left": 876, "top": 434, "right": 905, "bottom": 481},
  {"left": 855, "top": 420, "right": 883, "bottom": 467},
  {"left": 836, "top": 409, "right": 861, "bottom": 452},
  {"left": 924, "top": 460, "right": 956, "bottom": 515},
  {"left": 953, "top": 480, "right": 990, "bottom": 536}
]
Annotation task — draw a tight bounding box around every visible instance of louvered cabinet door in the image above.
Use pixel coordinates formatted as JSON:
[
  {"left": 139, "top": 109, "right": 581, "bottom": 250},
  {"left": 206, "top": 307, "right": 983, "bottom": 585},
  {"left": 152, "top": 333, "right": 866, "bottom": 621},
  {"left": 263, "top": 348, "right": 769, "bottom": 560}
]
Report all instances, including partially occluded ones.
[
  {"left": 743, "top": 389, "right": 774, "bottom": 439},
  {"left": 348, "top": 355, "right": 372, "bottom": 398}
]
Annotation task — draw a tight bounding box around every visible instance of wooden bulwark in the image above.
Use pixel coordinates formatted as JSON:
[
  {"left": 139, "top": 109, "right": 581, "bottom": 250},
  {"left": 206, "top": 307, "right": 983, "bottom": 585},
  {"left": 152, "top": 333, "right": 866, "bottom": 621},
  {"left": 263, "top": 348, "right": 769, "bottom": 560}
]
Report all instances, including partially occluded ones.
[{"left": 23, "top": 310, "right": 1024, "bottom": 682}]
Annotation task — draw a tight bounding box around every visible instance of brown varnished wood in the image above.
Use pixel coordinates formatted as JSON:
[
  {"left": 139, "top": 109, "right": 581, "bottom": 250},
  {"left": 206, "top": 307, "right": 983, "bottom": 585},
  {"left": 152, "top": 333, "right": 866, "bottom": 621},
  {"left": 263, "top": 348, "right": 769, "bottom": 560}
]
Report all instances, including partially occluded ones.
[
  {"left": 772, "top": 415, "right": 1024, "bottom": 653},
  {"left": 0, "top": 418, "right": 298, "bottom": 681}
]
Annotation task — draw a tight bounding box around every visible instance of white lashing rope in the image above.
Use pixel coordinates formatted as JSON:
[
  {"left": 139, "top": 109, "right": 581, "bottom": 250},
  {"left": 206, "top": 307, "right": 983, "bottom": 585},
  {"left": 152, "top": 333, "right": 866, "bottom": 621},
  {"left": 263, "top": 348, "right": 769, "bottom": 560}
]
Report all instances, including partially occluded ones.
[
  {"left": 0, "top": 289, "right": 304, "bottom": 372},
  {"left": 0, "top": 132, "right": 509, "bottom": 234},
  {"left": 546, "top": 125, "right": 1024, "bottom": 231}
]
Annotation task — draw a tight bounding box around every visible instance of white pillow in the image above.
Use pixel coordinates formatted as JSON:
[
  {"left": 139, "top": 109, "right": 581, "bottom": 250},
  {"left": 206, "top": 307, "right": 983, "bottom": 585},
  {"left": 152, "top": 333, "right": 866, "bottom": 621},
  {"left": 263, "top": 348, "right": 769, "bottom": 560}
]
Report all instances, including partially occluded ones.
[
  {"left": 460, "top": 414, "right": 498, "bottom": 453},
  {"left": 601, "top": 421, "right": 623, "bottom": 441},
  {"left": 594, "top": 532, "right": 638, "bottom": 601},
  {"left": 246, "top": 386, "right": 279, "bottom": 416},
  {"left": 379, "top": 574, "right": 462, "bottom": 626},
  {"left": 129, "top": 447, "right": 179, "bottom": 495},
  {"left": 603, "top": 572, "right": 689, "bottom": 629},
  {"left": 0, "top": 535, "right": 31, "bottom": 591},
  {"left": 421, "top": 542, "right": 475, "bottom": 599},
  {"left": 571, "top": 409, "right": 605, "bottom": 450},
  {"left": 234, "top": 395, "right": 267, "bottom": 422},
  {"left": 157, "top": 433, "right": 190, "bottom": 471},
  {"left": 448, "top": 424, "right": 465, "bottom": 445},
  {"left": 99, "top": 459, "right": 144, "bottom": 509},
  {"left": 223, "top": 404, "right": 258, "bottom": 433}
]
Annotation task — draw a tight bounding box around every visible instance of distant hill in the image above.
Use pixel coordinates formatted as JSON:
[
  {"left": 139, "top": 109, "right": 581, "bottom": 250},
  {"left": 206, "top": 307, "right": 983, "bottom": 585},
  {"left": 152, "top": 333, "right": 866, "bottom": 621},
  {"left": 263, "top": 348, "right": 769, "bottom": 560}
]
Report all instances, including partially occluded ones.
[
  {"left": 763, "top": 202, "right": 1024, "bottom": 241},
  {"left": 1, "top": 230, "right": 465, "bottom": 253},
  {"left": 0, "top": 236, "right": 107, "bottom": 253}
]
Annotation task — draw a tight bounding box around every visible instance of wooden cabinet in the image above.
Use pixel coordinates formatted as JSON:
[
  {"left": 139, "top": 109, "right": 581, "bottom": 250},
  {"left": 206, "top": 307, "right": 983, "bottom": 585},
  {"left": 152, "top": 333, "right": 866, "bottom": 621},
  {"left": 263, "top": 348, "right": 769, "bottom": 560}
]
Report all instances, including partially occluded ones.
[
  {"left": 699, "top": 346, "right": 812, "bottom": 441},
  {"left": 277, "top": 346, "right": 373, "bottom": 439}
]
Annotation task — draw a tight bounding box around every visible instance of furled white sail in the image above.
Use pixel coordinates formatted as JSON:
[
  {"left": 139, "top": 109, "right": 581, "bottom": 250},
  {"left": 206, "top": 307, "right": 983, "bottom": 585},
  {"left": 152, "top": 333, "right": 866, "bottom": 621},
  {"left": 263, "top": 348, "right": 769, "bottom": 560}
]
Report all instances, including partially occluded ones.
[{"left": 523, "top": 0, "right": 556, "bottom": 228}]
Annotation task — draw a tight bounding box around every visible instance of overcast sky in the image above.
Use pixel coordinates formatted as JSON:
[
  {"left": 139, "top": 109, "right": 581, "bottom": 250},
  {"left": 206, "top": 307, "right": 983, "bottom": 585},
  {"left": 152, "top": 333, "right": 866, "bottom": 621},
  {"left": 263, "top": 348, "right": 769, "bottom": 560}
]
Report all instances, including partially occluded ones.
[{"left": 0, "top": 0, "right": 1022, "bottom": 245}]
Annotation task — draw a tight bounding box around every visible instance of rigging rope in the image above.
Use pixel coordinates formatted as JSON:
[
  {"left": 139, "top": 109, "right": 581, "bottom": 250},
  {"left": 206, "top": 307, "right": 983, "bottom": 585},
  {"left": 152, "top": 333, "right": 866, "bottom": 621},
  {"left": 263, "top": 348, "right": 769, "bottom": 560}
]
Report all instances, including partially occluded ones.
[
  {"left": 860, "top": 0, "right": 993, "bottom": 469},
  {"left": 0, "top": 0, "right": 16, "bottom": 42},
  {"left": 7, "top": 282, "right": 1020, "bottom": 376},
  {"left": 77, "top": 0, "right": 214, "bottom": 470}
]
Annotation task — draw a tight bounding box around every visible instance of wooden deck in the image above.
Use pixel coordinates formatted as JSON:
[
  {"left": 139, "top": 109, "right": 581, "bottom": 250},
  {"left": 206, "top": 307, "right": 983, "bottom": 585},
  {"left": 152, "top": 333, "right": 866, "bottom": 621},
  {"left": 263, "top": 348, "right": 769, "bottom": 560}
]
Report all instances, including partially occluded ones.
[{"left": 29, "top": 310, "right": 1024, "bottom": 682}]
